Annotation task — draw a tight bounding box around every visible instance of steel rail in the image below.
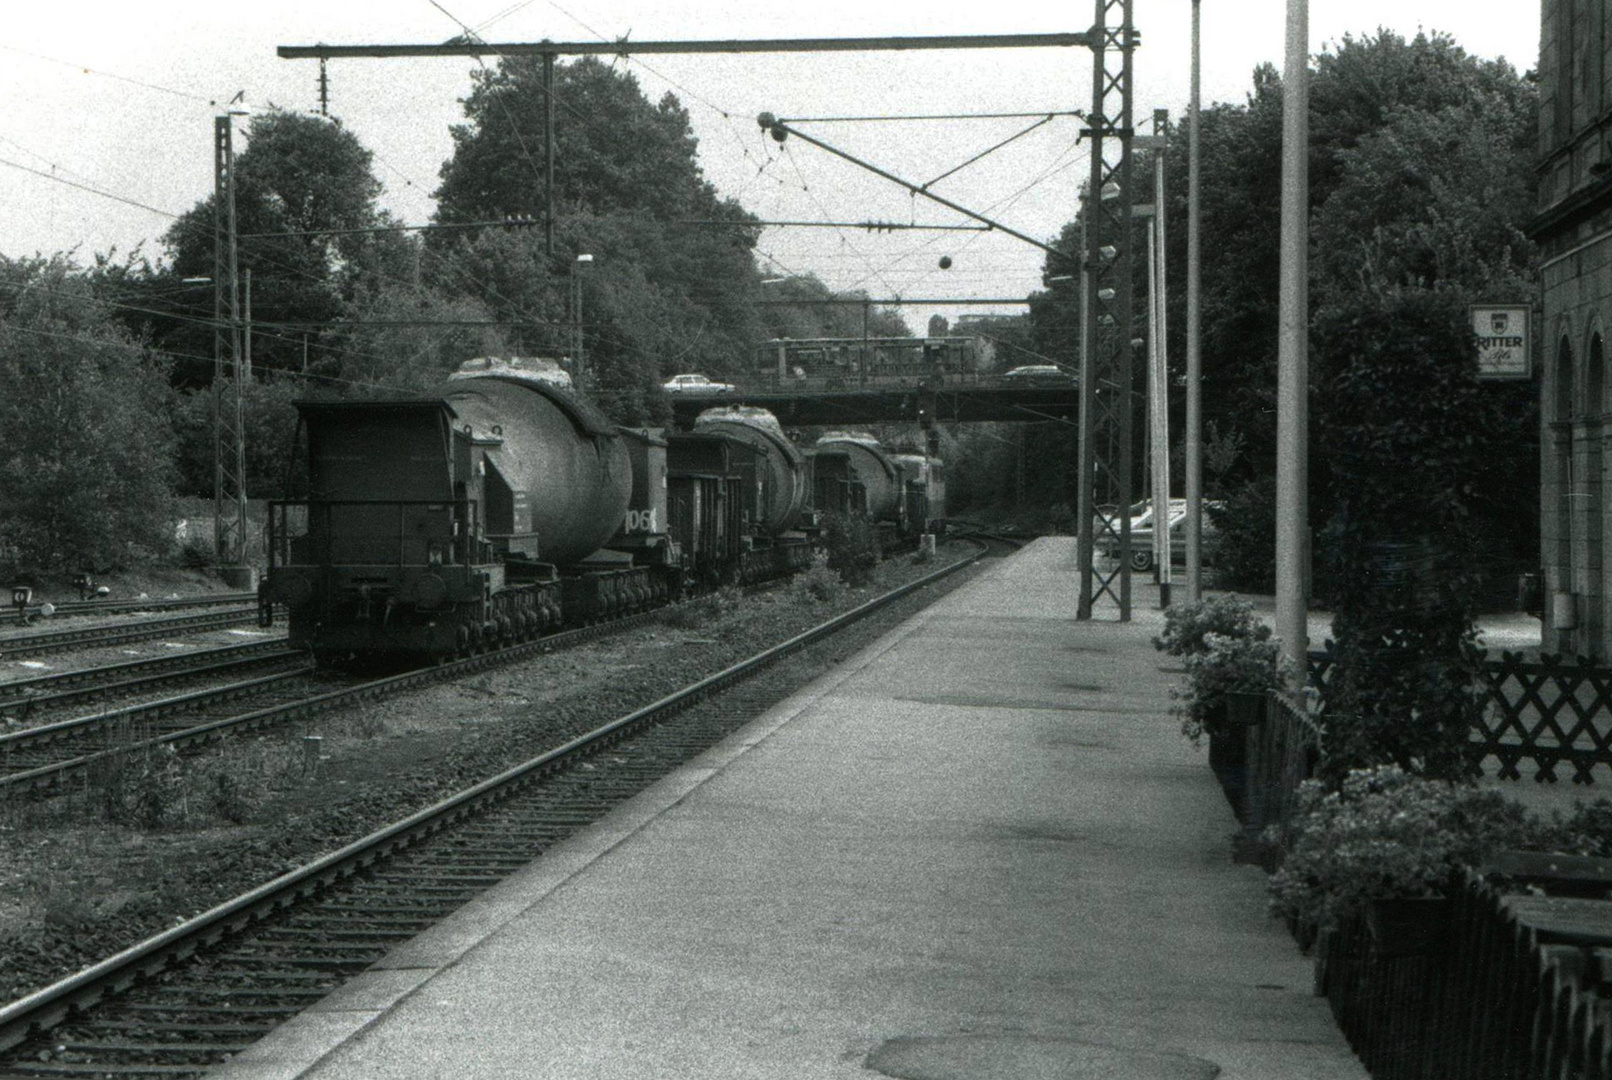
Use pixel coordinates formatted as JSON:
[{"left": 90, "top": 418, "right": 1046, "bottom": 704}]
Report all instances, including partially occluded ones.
[
  {"left": 0, "top": 608, "right": 261, "bottom": 659},
  {"left": 3, "top": 592, "right": 259, "bottom": 625},
  {"left": 0, "top": 606, "right": 669, "bottom": 795},
  {"left": 0, "top": 669, "right": 315, "bottom": 792},
  {"left": 0, "top": 548, "right": 982, "bottom": 1056},
  {"left": 0, "top": 641, "right": 299, "bottom": 716}
]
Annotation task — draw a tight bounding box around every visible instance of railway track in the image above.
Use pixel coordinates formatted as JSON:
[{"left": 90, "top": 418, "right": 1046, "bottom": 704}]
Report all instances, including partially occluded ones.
[
  {"left": 3, "top": 592, "right": 259, "bottom": 626},
  {"left": 0, "top": 608, "right": 264, "bottom": 661},
  {"left": 0, "top": 639, "right": 299, "bottom": 720},
  {"left": 0, "top": 601, "right": 681, "bottom": 797},
  {"left": 0, "top": 546, "right": 984, "bottom": 1078}
]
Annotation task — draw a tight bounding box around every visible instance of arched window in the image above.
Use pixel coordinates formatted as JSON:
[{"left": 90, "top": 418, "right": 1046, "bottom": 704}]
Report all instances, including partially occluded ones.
[
  {"left": 1592, "top": 332, "right": 1606, "bottom": 416},
  {"left": 1559, "top": 334, "right": 1577, "bottom": 423}
]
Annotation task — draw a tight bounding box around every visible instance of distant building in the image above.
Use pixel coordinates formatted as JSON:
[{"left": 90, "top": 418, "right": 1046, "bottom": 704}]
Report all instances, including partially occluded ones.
[
  {"left": 1536, "top": 0, "right": 1612, "bottom": 654},
  {"left": 927, "top": 314, "right": 949, "bottom": 336}
]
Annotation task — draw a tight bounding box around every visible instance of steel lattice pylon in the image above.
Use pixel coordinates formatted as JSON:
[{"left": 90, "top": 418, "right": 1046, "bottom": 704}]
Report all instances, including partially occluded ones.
[
  {"left": 213, "top": 116, "right": 248, "bottom": 567},
  {"left": 1076, "top": 0, "right": 1138, "bottom": 620}
]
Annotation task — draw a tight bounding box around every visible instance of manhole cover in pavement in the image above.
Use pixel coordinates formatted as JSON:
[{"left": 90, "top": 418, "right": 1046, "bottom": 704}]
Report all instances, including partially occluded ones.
[{"left": 866, "top": 1035, "right": 1219, "bottom": 1080}]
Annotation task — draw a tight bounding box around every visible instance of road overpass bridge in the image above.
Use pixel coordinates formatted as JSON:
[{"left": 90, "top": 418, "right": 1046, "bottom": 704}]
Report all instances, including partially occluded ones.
[{"left": 667, "top": 385, "right": 1079, "bottom": 429}]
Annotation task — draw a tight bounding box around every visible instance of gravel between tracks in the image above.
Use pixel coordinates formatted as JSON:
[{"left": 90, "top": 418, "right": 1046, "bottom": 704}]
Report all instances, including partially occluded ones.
[{"left": 0, "top": 545, "right": 988, "bottom": 1004}]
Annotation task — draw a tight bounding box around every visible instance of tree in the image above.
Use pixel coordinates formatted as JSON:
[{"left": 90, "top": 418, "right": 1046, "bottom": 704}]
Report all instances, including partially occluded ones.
[
  {"left": 0, "top": 256, "right": 177, "bottom": 572},
  {"left": 1126, "top": 30, "right": 1540, "bottom": 595},
  {"left": 430, "top": 57, "right": 784, "bottom": 423},
  {"left": 1315, "top": 292, "right": 1488, "bottom": 782},
  {"left": 161, "top": 110, "right": 402, "bottom": 378},
  {"left": 435, "top": 57, "right": 714, "bottom": 225},
  {"left": 170, "top": 377, "right": 303, "bottom": 499},
  {"left": 755, "top": 274, "right": 911, "bottom": 342},
  {"left": 1312, "top": 87, "right": 1535, "bottom": 305},
  {"left": 322, "top": 283, "right": 512, "bottom": 397}
]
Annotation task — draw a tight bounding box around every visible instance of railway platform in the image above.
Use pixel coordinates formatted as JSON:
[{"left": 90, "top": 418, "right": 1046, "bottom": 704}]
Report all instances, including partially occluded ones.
[{"left": 211, "top": 538, "right": 1366, "bottom": 1080}]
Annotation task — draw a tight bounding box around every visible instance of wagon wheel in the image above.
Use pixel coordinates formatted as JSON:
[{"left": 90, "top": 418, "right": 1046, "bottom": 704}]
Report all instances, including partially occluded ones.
[{"left": 1129, "top": 547, "right": 1155, "bottom": 573}]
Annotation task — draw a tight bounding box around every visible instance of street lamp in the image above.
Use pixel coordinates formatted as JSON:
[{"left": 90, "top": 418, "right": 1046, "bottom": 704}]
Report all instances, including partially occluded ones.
[{"left": 573, "top": 253, "right": 593, "bottom": 385}]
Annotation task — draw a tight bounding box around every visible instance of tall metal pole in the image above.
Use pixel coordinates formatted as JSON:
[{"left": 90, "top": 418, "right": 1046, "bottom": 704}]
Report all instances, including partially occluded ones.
[
  {"left": 212, "top": 114, "right": 248, "bottom": 571},
  {"left": 543, "top": 52, "right": 555, "bottom": 258},
  {"left": 1077, "top": 184, "right": 1095, "bottom": 593},
  {"left": 1150, "top": 109, "right": 1171, "bottom": 605},
  {"left": 1276, "top": 0, "right": 1310, "bottom": 675},
  {"left": 1075, "top": 0, "right": 1137, "bottom": 621},
  {"left": 1185, "top": 0, "right": 1203, "bottom": 602},
  {"left": 572, "top": 272, "right": 583, "bottom": 382},
  {"left": 243, "top": 269, "right": 252, "bottom": 378}
]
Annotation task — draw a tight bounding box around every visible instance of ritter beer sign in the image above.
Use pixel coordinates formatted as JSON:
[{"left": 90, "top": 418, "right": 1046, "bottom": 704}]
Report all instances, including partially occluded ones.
[{"left": 1470, "top": 304, "right": 1532, "bottom": 380}]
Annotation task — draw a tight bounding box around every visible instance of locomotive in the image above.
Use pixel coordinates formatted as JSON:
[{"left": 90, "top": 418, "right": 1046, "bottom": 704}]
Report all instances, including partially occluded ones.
[{"left": 260, "top": 358, "right": 939, "bottom": 663}]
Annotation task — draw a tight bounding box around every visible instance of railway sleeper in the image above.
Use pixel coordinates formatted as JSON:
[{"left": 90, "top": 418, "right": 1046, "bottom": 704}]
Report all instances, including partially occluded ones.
[
  {"left": 74, "top": 1025, "right": 274, "bottom": 1038},
  {"left": 56, "top": 1039, "right": 251, "bottom": 1055},
  {"left": 248, "top": 928, "right": 418, "bottom": 943},
  {"left": 0, "top": 1062, "right": 216, "bottom": 1075}
]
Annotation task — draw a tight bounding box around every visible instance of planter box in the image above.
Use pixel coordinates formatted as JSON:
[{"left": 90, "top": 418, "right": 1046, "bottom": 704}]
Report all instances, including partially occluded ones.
[
  {"left": 1366, "top": 896, "right": 1450, "bottom": 959},
  {"left": 1224, "top": 690, "right": 1267, "bottom": 728},
  {"left": 1207, "top": 723, "right": 1248, "bottom": 821}
]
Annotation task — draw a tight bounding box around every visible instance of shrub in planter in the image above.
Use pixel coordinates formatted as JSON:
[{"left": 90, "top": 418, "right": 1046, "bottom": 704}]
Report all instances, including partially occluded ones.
[
  {"left": 1176, "top": 631, "right": 1288, "bottom": 744},
  {"left": 1267, "top": 764, "right": 1535, "bottom": 935},
  {"left": 1153, "top": 594, "right": 1269, "bottom": 658}
]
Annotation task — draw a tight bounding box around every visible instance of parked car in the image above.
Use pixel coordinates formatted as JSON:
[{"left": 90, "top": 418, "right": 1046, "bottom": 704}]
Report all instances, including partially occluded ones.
[
  {"left": 1000, "top": 364, "right": 1074, "bottom": 386},
  {"left": 1096, "top": 498, "right": 1222, "bottom": 571},
  {"left": 663, "top": 373, "right": 737, "bottom": 395}
]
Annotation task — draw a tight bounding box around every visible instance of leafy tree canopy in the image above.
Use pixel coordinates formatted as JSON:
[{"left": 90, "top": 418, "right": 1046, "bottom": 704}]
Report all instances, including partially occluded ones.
[
  {"left": 0, "top": 255, "right": 177, "bottom": 572},
  {"left": 435, "top": 57, "right": 716, "bottom": 224},
  {"left": 160, "top": 110, "right": 408, "bottom": 378}
]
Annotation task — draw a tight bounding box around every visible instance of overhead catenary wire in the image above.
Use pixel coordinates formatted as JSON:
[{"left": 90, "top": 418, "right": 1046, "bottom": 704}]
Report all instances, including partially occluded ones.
[
  {"left": 0, "top": 42, "right": 222, "bottom": 106},
  {"left": 0, "top": 156, "right": 179, "bottom": 220}
]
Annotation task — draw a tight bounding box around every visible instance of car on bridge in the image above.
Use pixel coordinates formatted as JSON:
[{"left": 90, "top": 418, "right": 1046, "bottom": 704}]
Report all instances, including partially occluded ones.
[
  {"left": 1000, "top": 364, "right": 1075, "bottom": 386},
  {"left": 663, "top": 373, "right": 737, "bottom": 396}
]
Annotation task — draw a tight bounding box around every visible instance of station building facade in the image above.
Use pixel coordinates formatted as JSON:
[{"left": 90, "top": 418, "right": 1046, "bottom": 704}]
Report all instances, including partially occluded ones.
[{"left": 1537, "top": 0, "right": 1612, "bottom": 656}]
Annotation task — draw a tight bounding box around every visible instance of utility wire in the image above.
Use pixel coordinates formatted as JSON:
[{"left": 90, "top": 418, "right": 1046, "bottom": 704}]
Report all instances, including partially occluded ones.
[
  {"left": 0, "top": 156, "right": 178, "bottom": 220},
  {"left": 782, "top": 110, "right": 1085, "bottom": 123},
  {"left": 0, "top": 43, "right": 221, "bottom": 105}
]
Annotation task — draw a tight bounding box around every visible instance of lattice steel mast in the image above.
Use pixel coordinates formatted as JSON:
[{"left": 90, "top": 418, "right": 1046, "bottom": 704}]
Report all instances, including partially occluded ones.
[
  {"left": 1076, "top": 0, "right": 1139, "bottom": 620},
  {"left": 213, "top": 114, "right": 248, "bottom": 569}
]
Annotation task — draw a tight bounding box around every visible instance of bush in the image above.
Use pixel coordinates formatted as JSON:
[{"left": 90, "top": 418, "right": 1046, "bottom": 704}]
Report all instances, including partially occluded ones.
[
  {"left": 822, "top": 512, "right": 881, "bottom": 587},
  {"left": 1176, "top": 632, "right": 1289, "bottom": 742},
  {"left": 1207, "top": 476, "right": 1277, "bottom": 593},
  {"left": 1268, "top": 765, "right": 1534, "bottom": 933},
  {"left": 1154, "top": 595, "right": 1269, "bottom": 657},
  {"left": 662, "top": 584, "right": 743, "bottom": 630},
  {"left": 1315, "top": 293, "right": 1489, "bottom": 783},
  {"left": 83, "top": 737, "right": 289, "bottom": 828},
  {"left": 1542, "top": 799, "right": 1612, "bottom": 858},
  {"left": 789, "top": 554, "right": 846, "bottom": 604}
]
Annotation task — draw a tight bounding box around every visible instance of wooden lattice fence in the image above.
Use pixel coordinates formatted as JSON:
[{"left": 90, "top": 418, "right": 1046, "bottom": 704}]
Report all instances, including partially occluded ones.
[{"left": 1307, "top": 649, "right": 1612, "bottom": 785}]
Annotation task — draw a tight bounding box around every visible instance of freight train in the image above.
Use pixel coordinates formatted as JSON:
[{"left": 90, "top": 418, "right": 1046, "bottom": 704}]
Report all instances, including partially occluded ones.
[
  {"left": 811, "top": 432, "right": 946, "bottom": 541},
  {"left": 261, "top": 359, "right": 948, "bottom": 664}
]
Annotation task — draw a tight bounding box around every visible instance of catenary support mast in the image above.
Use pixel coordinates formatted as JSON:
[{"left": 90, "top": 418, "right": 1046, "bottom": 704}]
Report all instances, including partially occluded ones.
[
  {"left": 212, "top": 115, "right": 248, "bottom": 571},
  {"left": 1076, "top": 0, "right": 1139, "bottom": 619}
]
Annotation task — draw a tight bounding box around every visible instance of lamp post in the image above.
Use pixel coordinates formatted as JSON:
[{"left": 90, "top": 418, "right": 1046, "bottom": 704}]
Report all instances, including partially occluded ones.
[
  {"left": 573, "top": 253, "right": 593, "bottom": 385},
  {"left": 1185, "top": 0, "right": 1204, "bottom": 603},
  {"left": 1276, "top": 0, "right": 1310, "bottom": 679}
]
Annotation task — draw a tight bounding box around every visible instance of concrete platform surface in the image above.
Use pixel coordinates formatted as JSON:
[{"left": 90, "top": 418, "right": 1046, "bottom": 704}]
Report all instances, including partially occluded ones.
[{"left": 211, "top": 539, "right": 1366, "bottom": 1080}]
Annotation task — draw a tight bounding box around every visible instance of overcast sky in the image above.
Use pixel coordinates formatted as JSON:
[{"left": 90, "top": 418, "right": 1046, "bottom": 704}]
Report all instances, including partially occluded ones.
[{"left": 1, "top": 2, "right": 1540, "bottom": 329}]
